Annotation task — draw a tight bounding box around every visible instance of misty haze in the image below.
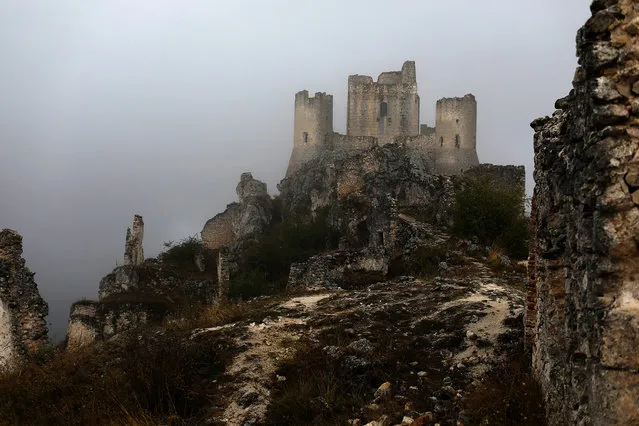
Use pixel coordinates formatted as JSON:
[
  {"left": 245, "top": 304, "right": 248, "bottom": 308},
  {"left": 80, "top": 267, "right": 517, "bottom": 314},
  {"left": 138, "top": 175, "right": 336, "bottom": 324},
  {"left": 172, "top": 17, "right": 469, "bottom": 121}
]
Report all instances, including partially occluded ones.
[
  {"left": 1, "top": 0, "right": 588, "bottom": 339},
  {"left": 6, "top": 1, "right": 639, "bottom": 425}
]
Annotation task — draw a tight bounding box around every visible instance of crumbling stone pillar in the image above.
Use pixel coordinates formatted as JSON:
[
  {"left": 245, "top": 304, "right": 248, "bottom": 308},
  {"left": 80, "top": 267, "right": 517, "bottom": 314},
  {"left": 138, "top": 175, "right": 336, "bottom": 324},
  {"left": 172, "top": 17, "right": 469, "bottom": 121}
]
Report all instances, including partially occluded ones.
[
  {"left": 124, "top": 214, "right": 144, "bottom": 266},
  {"left": 529, "top": 1, "right": 639, "bottom": 424},
  {"left": 0, "top": 229, "right": 49, "bottom": 367}
]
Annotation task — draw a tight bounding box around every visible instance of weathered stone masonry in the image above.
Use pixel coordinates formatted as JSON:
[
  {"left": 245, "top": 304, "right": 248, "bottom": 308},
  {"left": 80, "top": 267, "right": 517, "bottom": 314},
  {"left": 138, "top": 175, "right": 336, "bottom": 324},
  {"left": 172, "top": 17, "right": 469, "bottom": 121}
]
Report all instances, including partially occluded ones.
[
  {"left": 0, "top": 229, "right": 48, "bottom": 367},
  {"left": 286, "top": 61, "right": 480, "bottom": 177},
  {"left": 528, "top": 1, "right": 639, "bottom": 424}
]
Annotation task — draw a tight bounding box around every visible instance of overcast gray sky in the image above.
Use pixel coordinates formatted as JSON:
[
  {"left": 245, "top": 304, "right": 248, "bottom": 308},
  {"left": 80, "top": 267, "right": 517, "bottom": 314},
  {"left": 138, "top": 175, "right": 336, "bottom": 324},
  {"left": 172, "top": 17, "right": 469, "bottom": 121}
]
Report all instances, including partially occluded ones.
[{"left": 1, "top": 0, "right": 590, "bottom": 339}]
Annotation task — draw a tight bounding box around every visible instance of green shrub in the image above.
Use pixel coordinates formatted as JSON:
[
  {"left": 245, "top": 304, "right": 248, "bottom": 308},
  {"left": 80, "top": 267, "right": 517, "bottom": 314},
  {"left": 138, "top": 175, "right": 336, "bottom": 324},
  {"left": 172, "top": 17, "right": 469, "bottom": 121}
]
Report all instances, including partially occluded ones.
[
  {"left": 229, "top": 207, "right": 340, "bottom": 299},
  {"left": 452, "top": 178, "right": 530, "bottom": 259},
  {"left": 159, "top": 236, "right": 202, "bottom": 267}
]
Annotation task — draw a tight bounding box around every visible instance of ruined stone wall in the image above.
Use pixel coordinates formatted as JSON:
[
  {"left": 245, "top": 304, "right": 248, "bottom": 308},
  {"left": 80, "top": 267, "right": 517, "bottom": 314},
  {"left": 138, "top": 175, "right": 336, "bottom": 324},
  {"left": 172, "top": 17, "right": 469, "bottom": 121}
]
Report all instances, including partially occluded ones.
[
  {"left": 529, "top": 1, "right": 639, "bottom": 423},
  {"left": 201, "top": 205, "right": 240, "bottom": 251},
  {"left": 0, "top": 229, "right": 48, "bottom": 367},
  {"left": 330, "top": 133, "right": 379, "bottom": 157},
  {"left": 286, "top": 90, "right": 333, "bottom": 176},
  {"left": 347, "top": 61, "right": 420, "bottom": 142},
  {"left": 433, "top": 95, "right": 479, "bottom": 175},
  {"left": 202, "top": 173, "right": 273, "bottom": 251},
  {"left": 66, "top": 301, "right": 101, "bottom": 350}
]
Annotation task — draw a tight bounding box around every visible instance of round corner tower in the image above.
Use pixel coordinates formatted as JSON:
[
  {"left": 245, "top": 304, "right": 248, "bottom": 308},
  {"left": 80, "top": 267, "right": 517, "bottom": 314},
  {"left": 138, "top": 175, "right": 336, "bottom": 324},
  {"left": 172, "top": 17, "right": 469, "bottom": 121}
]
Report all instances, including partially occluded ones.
[
  {"left": 434, "top": 94, "right": 479, "bottom": 175},
  {"left": 286, "top": 90, "right": 333, "bottom": 176}
]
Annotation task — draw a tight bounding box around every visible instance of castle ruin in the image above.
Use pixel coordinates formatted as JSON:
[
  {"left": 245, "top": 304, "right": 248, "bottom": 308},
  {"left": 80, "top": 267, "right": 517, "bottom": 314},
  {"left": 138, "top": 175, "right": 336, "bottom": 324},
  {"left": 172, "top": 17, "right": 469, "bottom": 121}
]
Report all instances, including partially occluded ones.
[
  {"left": 286, "top": 61, "right": 479, "bottom": 176},
  {"left": 123, "top": 214, "right": 144, "bottom": 266}
]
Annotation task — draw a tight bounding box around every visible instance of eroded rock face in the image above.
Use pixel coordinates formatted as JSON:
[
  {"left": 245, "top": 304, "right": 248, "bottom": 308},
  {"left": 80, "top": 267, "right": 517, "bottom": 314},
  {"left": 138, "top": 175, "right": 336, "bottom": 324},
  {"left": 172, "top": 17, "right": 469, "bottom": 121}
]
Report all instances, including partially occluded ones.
[
  {"left": 0, "top": 229, "right": 48, "bottom": 367},
  {"left": 529, "top": 1, "right": 639, "bottom": 423}
]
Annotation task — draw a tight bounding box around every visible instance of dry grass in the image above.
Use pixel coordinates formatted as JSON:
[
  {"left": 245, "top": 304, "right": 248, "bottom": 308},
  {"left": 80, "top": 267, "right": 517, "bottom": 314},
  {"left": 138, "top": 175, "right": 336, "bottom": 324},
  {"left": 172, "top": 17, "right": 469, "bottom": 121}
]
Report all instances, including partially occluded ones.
[
  {"left": 488, "top": 246, "right": 506, "bottom": 270},
  {"left": 462, "top": 353, "right": 546, "bottom": 425},
  {"left": 0, "top": 327, "right": 236, "bottom": 425}
]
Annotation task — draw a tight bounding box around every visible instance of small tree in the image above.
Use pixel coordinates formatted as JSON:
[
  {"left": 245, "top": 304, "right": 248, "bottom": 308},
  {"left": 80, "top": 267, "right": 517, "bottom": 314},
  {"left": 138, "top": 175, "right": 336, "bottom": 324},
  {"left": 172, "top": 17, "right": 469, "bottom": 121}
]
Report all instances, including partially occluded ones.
[{"left": 452, "top": 178, "right": 529, "bottom": 259}]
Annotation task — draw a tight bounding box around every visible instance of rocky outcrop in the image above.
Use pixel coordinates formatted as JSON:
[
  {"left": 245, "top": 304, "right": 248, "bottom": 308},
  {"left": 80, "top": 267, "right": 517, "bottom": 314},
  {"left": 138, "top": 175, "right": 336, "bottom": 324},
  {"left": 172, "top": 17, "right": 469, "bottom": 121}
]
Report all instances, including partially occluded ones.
[
  {"left": 0, "top": 229, "right": 48, "bottom": 367},
  {"left": 68, "top": 216, "right": 217, "bottom": 349},
  {"left": 202, "top": 173, "right": 273, "bottom": 251},
  {"left": 288, "top": 248, "right": 389, "bottom": 290},
  {"left": 278, "top": 144, "right": 454, "bottom": 226},
  {"left": 66, "top": 297, "right": 171, "bottom": 350},
  {"left": 124, "top": 214, "right": 144, "bottom": 266},
  {"left": 528, "top": 1, "right": 639, "bottom": 424}
]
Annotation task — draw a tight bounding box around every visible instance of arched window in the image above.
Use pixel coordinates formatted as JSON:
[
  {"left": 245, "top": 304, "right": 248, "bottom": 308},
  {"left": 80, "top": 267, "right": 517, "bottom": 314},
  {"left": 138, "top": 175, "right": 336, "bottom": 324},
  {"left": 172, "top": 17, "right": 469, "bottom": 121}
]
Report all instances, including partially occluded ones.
[
  {"left": 380, "top": 102, "right": 388, "bottom": 117},
  {"left": 455, "top": 134, "right": 460, "bottom": 149}
]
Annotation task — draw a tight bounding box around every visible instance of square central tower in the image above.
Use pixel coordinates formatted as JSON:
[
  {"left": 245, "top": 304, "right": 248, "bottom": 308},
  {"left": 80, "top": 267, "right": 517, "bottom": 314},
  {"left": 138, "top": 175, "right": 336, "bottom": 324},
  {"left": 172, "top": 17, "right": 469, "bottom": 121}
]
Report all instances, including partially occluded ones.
[{"left": 347, "top": 61, "right": 420, "bottom": 143}]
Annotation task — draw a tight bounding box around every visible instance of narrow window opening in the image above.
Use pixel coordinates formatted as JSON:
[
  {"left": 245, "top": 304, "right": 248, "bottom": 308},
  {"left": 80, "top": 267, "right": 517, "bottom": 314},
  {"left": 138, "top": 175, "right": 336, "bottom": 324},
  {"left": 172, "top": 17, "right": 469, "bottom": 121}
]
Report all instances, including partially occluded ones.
[
  {"left": 378, "top": 231, "right": 385, "bottom": 246},
  {"left": 455, "top": 134, "right": 460, "bottom": 149},
  {"left": 456, "top": 119, "right": 459, "bottom": 124},
  {"left": 440, "top": 136, "right": 443, "bottom": 147},
  {"left": 380, "top": 102, "right": 388, "bottom": 118},
  {"left": 303, "top": 132, "right": 309, "bottom": 145}
]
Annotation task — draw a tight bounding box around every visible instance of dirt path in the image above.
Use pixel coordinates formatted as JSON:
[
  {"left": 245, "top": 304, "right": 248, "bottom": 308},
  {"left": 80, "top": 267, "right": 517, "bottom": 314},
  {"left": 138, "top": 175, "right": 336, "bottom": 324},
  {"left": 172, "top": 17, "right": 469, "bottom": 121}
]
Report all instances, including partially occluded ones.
[{"left": 219, "top": 294, "right": 333, "bottom": 425}]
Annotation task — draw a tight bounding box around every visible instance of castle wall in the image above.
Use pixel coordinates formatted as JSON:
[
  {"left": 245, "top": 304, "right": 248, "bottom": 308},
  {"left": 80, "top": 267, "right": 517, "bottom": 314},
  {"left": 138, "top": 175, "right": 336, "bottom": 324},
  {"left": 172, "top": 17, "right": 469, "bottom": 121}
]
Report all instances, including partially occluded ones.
[
  {"left": 201, "top": 205, "right": 239, "bottom": 251},
  {"left": 287, "top": 90, "right": 333, "bottom": 176},
  {"left": 529, "top": 2, "right": 639, "bottom": 423},
  {"left": 433, "top": 94, "right": 479, "bottom": 175},
  {"left": 330, "top": 133, "right": 378, "bottom": 157},
  {"left": 347, "top": 61, "right": 420, "bottom": 143}
]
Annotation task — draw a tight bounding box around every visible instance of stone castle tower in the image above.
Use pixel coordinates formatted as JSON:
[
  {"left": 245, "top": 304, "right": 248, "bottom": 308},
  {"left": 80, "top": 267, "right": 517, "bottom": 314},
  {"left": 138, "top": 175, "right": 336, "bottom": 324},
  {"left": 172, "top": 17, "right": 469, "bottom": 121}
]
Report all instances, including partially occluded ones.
[
  {"left": 347, "top": 60, "right": 420, "bottom": 142},
  {"left": 287, "top": 91, "right": 334, "bottom": 176},
  {"left": 432, "top": 94, "right": 479, "bottom": 175},
  {"left": 285, "top": 61, "right": 479, "bottom": 176}
]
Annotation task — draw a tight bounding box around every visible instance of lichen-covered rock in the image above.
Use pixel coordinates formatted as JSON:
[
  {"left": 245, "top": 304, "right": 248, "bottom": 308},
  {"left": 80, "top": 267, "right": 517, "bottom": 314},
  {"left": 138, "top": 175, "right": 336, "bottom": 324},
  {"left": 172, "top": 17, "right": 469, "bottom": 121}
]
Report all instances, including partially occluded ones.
[
  {"left": 528, "top": 1, "right": 639, "bottom": 424},
  {"left": 0, "top": 229, "right": 48, "bottom": 367}
]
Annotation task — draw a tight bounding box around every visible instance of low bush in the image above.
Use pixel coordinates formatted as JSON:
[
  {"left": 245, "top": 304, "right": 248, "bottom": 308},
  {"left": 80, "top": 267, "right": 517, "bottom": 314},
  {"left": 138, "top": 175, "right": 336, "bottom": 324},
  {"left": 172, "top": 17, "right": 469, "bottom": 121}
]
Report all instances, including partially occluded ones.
[
  {"left": 229, "top": 207, "right": 340, "bottom": 299},
  {"left": 452, "top": 178, "right": 530, "bottom": 259},
  {"left": 158, "top": 235, "right": 206, "bottom": 278},
  {"left": 0, "top": 329, "right": 236, "bottom": 425}
]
